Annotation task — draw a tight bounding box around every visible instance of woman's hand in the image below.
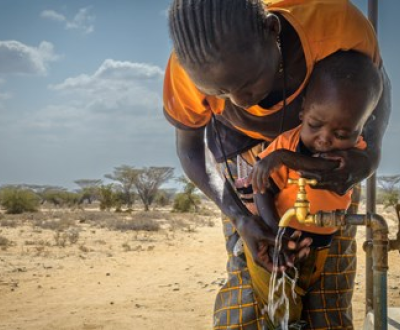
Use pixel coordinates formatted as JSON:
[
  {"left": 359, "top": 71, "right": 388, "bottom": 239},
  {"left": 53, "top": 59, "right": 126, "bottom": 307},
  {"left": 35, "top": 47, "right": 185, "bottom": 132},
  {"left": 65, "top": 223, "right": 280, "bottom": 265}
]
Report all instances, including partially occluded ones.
[
  {"left": 299, "top": 148, "right": 372, "bottom": 195},
  {"left": 235, "top": 214, "right": 312, "bottom": 272}
]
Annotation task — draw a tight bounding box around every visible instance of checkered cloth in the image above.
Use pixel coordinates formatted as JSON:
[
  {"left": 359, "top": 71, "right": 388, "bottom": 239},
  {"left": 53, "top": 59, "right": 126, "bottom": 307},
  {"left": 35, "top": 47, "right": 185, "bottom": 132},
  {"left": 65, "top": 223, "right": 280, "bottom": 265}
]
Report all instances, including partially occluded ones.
[{"left": 213, "top": 155, "right": 361, "bottom": 330}]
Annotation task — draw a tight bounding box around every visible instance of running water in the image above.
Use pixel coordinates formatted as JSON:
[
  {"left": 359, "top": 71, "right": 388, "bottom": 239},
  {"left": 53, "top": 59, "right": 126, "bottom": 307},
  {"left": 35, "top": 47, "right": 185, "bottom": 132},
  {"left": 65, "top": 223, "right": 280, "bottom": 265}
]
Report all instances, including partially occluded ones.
[{"left": 266, "top": 227, "right": 299, "bottom": 330}]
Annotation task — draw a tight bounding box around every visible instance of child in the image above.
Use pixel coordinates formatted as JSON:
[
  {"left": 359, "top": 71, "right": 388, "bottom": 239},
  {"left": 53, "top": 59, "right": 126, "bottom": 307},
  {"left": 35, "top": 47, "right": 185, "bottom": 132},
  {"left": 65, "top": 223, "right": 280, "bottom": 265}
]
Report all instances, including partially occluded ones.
[{"left": 242, "top": 51, "right": 383, "bottom": 329}]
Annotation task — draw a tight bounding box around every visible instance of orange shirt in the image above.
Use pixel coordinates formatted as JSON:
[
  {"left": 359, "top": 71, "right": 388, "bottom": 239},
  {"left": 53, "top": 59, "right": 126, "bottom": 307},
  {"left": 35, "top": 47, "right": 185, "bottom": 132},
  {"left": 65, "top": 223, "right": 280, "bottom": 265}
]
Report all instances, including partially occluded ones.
[
  {"left": 258, "top": 126, "right": 367, "bottom": 234},
  {"left": 163, "top": 0, "right": 380, "bottom": 142}
]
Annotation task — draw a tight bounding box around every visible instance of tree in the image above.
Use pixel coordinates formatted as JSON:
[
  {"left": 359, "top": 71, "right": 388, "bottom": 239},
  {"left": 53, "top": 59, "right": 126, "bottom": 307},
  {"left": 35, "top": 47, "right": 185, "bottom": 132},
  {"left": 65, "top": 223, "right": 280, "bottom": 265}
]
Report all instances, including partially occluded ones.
[
  {"left": 74, "top": 179, "right": 102, "bottom": 204},
  {"left": 378, "top": 174, "right": 400, "bottom": 223},
  {"left": 105, "top": 165, "right": 138, "bottom": 208},
  {"left": 133, "top": 167, "right": 174, "bottom": 211},
  {"left": 98, "top": 184, "right": 117, "bottom": 211},
  {"left": 173, "top": 175, "right": 201, "bottom": 213},
  {"left": 0, "top": 187, "right": 40, "bottom": 214},
  {"left": 40, "top": 187, "right": 73, "bottom": 207},
  {"left": 154, "top": 188, "right": 177, "bottom": 208}
]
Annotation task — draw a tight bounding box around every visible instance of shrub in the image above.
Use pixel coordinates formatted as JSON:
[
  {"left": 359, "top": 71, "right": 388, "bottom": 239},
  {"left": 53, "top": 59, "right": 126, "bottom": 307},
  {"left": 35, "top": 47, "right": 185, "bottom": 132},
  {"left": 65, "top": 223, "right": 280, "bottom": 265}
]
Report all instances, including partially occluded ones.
[
  {"left": 104, "top": 218, "right": 160, "bottom": 232},
  {"left": 173, "top": 193, "right": 196, "bottom": 213},
  {"left": 98, "top": 184, "right": 117, "bottom": 211},
  {"left": 0, "top": 187, "right": 40, "bottom": 214},
  {"left": 0, "top": 235, "right": 13, "bottom": 250}
]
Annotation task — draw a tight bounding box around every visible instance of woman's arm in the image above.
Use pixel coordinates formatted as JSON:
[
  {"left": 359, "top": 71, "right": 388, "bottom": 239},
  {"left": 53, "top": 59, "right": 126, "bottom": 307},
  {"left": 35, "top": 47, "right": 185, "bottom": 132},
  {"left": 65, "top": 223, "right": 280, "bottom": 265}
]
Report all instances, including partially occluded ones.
[{"left": 176, "top": 127, "right": 311, "bottom": 270}]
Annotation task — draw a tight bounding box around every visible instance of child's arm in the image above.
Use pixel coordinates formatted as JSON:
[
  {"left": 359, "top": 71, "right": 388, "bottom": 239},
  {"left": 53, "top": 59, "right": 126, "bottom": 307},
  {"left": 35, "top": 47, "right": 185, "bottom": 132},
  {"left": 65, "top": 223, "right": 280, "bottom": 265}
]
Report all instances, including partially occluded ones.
[
  {"left": 249, "top": 149, "right": 339, "bottom": 194},
  {"left": 254, "top": 184, "right": 280, "bottom": 235}
]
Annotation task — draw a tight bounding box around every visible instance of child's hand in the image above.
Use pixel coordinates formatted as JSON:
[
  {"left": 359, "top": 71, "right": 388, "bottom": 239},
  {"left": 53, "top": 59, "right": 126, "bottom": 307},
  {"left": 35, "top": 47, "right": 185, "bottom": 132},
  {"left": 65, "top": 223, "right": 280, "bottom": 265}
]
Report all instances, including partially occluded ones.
[{"left": 247, "top": 150, "right": 284, "bottom": 194}]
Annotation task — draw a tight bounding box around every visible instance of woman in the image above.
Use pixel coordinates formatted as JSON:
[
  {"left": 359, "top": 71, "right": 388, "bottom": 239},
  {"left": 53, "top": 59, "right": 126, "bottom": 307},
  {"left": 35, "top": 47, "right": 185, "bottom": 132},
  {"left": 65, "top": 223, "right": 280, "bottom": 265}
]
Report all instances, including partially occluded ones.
[{"left": 163, "top": 0, "right": 390, "bottom": 328}]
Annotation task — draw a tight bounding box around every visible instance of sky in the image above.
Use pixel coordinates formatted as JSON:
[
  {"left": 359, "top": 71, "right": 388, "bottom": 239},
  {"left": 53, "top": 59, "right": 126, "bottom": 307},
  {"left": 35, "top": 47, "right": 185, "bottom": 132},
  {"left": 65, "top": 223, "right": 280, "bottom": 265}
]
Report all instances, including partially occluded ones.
[{"left": 0, "top": 0, "right": 398, "bottom": 190}]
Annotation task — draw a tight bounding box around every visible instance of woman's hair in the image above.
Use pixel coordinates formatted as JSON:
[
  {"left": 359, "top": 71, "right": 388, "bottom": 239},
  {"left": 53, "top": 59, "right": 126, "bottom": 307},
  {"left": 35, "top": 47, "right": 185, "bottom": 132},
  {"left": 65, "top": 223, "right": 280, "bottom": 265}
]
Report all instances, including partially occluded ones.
[{"left": 168, "top": 0, "right": 266, "bottom": 66}]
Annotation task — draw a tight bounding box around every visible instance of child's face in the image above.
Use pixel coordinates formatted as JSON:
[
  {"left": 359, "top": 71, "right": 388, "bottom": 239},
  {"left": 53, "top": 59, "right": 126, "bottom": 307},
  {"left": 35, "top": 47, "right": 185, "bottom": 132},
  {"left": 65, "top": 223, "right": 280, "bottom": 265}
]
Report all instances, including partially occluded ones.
[{"left": 300, "top": 88, "right": 367, "bottom": 153}]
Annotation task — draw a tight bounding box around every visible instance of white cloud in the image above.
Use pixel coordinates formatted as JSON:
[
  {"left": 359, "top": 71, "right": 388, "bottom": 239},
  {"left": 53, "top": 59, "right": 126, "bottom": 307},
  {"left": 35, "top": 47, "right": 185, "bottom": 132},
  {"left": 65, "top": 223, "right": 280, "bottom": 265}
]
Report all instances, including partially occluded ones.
[
  {"left": 0, "top": 40, "right": 59, "bottom": 75},
  {"left": 51, "top": 59, "right": 163, "bottom": 90},
  {"left": 41, "top": 10, "right": 66, "bottom": 22},
  {"left": 49, "top": 59, "right": 164, "bottom": 114},
  {"left": 41, "top": 7, "right": 95, "bottom": 35}
]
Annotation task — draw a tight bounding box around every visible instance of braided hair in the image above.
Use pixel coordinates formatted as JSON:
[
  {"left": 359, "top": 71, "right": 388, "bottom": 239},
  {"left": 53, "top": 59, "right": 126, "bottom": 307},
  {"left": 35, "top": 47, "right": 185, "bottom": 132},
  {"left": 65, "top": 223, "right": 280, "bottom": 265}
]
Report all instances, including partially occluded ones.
[{"left": 168, "top": 0, "right": 267, "bottom": 67}]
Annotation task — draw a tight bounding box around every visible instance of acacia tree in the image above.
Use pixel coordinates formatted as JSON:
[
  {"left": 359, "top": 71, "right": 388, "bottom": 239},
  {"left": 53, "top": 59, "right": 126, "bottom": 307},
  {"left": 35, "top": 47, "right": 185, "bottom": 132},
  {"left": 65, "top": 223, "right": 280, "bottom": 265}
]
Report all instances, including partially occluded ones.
[
  {"left": 104, "top": 165, "right": 138, "bottom": 208},
  {"left": 74, "top": 179, "right": 102, "bottom": 204},
  {"left": 378, "top": 174, "right": 400, "bottom": 222},
  {"left": 133, "top": 167, "right": 174, "bottom": 211}
]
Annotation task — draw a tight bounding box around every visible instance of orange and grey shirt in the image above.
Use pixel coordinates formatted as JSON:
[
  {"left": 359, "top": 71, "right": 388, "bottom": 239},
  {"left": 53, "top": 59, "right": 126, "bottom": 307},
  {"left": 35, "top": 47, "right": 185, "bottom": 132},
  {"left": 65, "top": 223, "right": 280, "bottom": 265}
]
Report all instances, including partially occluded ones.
[
  {"left": 258, "top": 125, "right": 367, "bottom": 235},
  {"left": 163, "top": 0, "right": 380, "bottom": 146}
]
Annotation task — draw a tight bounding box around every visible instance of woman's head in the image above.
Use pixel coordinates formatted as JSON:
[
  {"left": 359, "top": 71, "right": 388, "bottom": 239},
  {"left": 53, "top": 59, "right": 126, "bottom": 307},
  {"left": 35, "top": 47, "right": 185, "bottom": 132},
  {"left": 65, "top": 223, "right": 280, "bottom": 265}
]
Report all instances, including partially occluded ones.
[
  {"left": 168, "top": 0, "right": 282, "bottom": 108},
  {"left": 300, "top": 51, "right": 382, "bottom": 153}
]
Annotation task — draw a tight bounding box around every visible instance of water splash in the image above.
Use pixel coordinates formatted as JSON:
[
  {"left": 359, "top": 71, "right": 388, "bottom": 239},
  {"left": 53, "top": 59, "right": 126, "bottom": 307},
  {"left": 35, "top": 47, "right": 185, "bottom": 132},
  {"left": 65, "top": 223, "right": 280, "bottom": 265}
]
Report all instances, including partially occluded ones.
[{"left": 266, "top": 227, "right": 299, "bottom": 330}]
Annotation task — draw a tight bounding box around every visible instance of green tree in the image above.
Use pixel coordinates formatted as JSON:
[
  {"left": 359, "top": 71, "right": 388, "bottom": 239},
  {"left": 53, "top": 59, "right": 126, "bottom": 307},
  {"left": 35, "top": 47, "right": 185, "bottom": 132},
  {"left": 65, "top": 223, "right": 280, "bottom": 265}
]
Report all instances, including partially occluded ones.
[
  {"left": 173, "top": 176, "right": 201, "bottom": 213},
  {"left": 74, "top": 179, "right": 102, "bottom": 204},
  {"left": 0, "top": 187, "right": 40, "bottom": 214},
  {"left": 133, "top": 167, "right": 174, "bottom": 211},
  {"left": 378, "top": 174, "right": 400, "bottom": 222},
  {"left": 98, "top": 184, "right": 117, "bottom": 211},
  {"left": 105, "top": 165, "right": 138, "bottom": 208},
  {"left": 154, "top": 188, "right": 176, "bottom": 208}
]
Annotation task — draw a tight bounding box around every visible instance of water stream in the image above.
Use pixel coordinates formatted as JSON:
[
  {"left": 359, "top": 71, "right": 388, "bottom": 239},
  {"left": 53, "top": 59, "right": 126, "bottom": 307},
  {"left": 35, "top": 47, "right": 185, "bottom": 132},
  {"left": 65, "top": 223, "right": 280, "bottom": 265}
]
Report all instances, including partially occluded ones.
[{"left": 266, "top": 227, "right": 299, "bottom": 330}]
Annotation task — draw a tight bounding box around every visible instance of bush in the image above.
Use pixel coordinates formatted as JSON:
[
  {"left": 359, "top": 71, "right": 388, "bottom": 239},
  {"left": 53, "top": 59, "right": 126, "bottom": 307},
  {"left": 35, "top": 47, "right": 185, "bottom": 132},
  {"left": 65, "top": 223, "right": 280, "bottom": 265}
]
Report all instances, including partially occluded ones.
[
  {"left": 0, "top": 187, "right": 40, "bottom": 214},
  {"left": 98, "top": 184, "right": 117, "bottom": 211},
  {"left": 104, "top": 218, "right": 160, "bottom": 232},
  {"left": 173, "top": 193, "right": 200, "bottom": 213}
]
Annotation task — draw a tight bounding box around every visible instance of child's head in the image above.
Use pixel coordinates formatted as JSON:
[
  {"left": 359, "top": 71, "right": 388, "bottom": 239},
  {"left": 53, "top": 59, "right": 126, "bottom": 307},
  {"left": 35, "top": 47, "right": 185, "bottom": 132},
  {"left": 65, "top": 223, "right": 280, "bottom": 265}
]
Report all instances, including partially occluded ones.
[
  {"left": 300, "top": 51, "right": 382, "bottom": 153},
  {"left": 168, "top": 0, "right": 282, "bottom": 109}
]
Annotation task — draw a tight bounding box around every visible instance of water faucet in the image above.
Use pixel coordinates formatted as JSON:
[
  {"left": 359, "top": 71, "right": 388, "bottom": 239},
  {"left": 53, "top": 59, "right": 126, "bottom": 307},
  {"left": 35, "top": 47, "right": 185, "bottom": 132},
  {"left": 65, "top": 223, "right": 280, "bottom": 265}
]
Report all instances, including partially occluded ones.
[{"left": 278, "top": 178, "right": 318, "bottom": 228}]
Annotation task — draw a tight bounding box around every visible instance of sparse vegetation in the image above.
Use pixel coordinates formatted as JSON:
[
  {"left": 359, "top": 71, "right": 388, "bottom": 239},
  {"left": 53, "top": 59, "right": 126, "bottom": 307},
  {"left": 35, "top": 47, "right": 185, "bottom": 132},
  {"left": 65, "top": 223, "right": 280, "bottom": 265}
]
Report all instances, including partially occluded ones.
[{"left": 103, "top": 218, "right": 160, "bottom": 232}]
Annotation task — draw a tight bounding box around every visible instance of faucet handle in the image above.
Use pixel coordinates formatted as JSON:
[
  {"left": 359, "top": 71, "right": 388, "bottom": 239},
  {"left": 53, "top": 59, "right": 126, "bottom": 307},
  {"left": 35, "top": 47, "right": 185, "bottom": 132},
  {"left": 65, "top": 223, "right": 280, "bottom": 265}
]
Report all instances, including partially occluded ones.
[{"left": 288, "top": 178, "right": 318, "bottom": 188}]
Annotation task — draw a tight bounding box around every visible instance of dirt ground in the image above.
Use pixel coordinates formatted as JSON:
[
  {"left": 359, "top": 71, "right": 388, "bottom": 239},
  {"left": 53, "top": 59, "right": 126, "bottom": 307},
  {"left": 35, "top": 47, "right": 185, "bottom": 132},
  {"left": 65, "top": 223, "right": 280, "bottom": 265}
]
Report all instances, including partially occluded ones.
[{"left": 0, "top": 203, "right": 399, "bottom": 330}]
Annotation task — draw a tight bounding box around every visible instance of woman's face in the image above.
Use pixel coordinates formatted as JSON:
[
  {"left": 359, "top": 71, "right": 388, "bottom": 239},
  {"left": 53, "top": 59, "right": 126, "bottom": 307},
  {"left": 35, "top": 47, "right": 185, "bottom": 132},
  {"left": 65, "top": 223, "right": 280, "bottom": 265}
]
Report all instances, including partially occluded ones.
[{"left": 186, "top": 41, "right": 281, "bottom": 109}]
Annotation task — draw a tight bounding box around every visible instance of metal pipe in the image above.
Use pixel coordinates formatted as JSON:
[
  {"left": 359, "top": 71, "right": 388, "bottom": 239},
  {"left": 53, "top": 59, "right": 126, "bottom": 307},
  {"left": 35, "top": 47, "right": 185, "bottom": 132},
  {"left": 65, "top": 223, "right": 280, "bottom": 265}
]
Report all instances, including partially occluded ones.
[
  {"left": 366, "top": 0, "right": 379, "bottom": 314},
  {"left": 368, "top": 0, "right": 379, "bottom": 33},
  {"left": 315, "top": 211, "right": 388, "bottom": 329},
  {"left": 370, "top": 214, "right": 389, "bottom": 330}
]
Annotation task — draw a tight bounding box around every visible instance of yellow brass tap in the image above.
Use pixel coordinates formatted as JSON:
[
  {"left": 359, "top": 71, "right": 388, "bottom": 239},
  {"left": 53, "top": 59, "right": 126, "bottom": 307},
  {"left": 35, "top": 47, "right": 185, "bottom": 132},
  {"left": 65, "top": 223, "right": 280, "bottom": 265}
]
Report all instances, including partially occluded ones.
[{"left": 278, "top": 178, "right": 318, "bottom": 227}]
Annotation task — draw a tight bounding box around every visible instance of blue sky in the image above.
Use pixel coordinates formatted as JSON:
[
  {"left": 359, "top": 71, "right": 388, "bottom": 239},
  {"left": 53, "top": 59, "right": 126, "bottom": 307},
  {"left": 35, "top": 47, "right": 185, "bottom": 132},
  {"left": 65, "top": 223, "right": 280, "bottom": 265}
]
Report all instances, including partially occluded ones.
[{"left": 0, "top": 0, "right": 398, "bottom": 190}]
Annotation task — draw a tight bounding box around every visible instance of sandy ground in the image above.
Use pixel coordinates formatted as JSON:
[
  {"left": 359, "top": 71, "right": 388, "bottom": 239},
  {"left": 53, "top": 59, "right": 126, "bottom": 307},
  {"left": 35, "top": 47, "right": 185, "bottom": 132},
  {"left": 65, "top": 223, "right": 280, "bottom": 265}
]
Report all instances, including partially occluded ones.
[{"left": 0, "top": 203, "right": 399, "bottom": 330}]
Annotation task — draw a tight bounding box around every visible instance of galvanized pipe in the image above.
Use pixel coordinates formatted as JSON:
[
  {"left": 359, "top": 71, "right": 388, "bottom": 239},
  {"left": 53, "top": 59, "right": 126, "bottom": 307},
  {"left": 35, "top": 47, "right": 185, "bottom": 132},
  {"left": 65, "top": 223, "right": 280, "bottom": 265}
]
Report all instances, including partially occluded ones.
[
  {"left": 315, "top": 211, "right": 389, "bottom": 329},
  {"left": 370, "top": 214, "right": 389, "bottom": 330},
  {"left": 366, "top": 176, "right": 376, "bottom": 313},
  {"left": 366, "top": 0, "right": 379, "bottom": 315}
]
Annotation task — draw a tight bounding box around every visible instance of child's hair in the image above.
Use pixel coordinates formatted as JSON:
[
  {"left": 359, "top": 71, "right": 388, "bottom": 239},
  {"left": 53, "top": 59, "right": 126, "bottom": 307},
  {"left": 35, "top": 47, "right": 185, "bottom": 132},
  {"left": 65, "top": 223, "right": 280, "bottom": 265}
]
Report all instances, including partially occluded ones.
[
  {"left": 168, "top": 0, "right": 266, "bottom": 66},
  {"left": 306, "top": 51, "right": 382, "bottom": 106}
]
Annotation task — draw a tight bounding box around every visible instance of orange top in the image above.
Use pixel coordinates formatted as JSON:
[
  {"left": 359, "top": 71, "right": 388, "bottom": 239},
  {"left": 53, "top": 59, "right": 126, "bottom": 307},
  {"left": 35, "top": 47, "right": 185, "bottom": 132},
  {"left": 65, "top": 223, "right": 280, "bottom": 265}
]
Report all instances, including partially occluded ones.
[
  {"left": 258, "top": 126, "right": 367, "bottom": 234},
  {"left": 163, "top": 0, "right": 380, "bottom": 141}
]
